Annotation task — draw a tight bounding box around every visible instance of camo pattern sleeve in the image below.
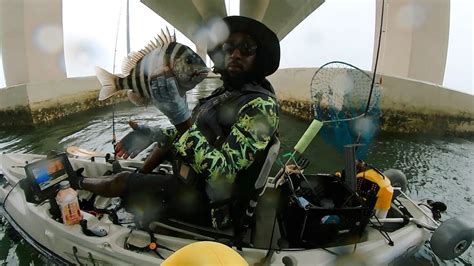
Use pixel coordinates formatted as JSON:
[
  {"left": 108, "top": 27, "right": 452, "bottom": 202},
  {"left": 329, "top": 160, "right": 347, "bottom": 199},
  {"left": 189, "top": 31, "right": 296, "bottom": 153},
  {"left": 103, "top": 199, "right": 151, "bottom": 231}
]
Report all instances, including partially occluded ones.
[
  {"left": 173, "top": 95, "right": 279, "bottom": 184},
  {"left": 161, "top": 127, "right": 178, "bottom": 144}
]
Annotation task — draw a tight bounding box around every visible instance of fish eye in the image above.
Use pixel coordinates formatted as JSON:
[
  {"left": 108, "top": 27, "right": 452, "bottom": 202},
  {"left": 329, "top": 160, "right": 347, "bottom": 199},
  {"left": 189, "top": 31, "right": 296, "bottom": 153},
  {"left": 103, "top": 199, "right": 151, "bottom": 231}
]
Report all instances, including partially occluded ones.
[{"left": 185, "top": 55, "right": 193, "bottom": 64}]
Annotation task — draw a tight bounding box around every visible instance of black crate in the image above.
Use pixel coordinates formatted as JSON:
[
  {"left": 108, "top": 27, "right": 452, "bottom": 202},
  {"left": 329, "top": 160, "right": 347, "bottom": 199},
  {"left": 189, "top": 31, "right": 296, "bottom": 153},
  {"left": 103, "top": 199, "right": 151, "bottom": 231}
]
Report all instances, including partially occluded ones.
[{"left": 278, "top": 174, "right": 374, "bottom": 248}]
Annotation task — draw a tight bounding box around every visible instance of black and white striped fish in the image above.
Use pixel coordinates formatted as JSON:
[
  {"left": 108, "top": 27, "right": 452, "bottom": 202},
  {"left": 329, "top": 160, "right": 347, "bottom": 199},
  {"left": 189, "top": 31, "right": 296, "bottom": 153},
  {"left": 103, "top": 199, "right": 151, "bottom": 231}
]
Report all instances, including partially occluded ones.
[{"left": 95, "top": 28, "right": 209, "bottom": 105}]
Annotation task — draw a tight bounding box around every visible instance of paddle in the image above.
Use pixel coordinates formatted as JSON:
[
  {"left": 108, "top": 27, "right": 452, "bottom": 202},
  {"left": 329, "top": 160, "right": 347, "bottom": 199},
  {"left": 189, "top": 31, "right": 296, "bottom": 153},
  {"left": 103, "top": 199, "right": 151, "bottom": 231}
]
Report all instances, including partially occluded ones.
[{"left": 66, "top": 146, "right": 108, "bottom": 158}]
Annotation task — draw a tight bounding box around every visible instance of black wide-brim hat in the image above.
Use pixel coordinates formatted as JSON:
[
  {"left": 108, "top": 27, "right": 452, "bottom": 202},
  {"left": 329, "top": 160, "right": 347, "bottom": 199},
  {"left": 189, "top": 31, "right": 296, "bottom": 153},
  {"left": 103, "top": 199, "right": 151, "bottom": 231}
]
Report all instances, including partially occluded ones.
[{"left": 208, "top": 16, "right": 280, "bottom": 77}]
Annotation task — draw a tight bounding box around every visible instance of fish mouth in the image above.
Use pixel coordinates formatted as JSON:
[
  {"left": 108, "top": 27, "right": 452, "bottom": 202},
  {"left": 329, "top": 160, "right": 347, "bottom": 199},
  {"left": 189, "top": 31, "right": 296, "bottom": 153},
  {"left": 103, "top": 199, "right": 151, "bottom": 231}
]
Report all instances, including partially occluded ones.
[{"left": 191, "top": 68, "right": 210, "bottom": 79}]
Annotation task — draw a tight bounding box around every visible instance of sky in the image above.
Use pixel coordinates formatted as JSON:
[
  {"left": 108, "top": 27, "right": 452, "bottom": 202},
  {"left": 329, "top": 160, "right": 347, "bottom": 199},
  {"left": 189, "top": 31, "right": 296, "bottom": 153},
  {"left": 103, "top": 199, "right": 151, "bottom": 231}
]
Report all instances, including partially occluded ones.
[{"left": 0, "top": 0, "right": 472, "bottom": 94}]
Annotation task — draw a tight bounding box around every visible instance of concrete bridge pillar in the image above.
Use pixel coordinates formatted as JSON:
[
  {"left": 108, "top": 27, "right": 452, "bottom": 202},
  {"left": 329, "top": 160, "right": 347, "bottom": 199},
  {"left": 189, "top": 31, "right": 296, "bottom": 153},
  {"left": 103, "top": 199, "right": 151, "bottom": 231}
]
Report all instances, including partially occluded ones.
[
  {"left": 0, "top": 0, "right": 66, "bottom": 86},
  {"left": 374, "top": 0, "right": 450, "bottom": 85}
]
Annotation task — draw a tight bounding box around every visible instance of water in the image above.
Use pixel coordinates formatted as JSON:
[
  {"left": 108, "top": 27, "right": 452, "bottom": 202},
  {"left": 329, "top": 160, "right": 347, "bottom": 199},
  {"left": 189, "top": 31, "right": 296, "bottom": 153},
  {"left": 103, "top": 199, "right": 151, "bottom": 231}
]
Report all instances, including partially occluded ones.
[{"left": 0, "top": 79, "right": 472, "bottom": 265}]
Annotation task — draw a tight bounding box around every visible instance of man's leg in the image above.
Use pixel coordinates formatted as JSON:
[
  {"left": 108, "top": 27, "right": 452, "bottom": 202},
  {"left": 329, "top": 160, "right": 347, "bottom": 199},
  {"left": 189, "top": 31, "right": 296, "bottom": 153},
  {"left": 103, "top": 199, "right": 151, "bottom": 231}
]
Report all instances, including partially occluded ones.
[
  {"left": 81, "top": 171, "right": 130, "bottom": 197},
  {"left": 80, "top": 171, "right": 211, "bottom": 226}
]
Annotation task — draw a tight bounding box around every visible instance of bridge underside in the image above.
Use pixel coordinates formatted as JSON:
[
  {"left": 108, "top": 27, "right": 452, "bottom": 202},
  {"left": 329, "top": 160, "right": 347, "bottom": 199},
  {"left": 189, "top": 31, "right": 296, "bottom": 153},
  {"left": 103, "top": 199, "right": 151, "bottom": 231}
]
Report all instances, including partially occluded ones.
[{"left": 140, "top": 0, "right": 325, "bottom": 43}]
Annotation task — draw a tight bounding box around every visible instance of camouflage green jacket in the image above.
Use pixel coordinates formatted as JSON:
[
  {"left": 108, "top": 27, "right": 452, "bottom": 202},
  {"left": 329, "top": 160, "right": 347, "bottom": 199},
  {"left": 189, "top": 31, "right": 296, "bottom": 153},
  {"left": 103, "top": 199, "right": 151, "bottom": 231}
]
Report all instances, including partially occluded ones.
[{"left": 162, "top": 82, "right": 279, "bottom": 198}]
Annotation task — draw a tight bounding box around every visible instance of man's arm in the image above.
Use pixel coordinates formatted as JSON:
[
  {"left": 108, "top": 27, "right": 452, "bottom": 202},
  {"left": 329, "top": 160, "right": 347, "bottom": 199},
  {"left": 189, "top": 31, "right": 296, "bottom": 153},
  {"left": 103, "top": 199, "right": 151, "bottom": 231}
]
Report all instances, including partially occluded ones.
[
  {"left": 140, "top": 123, "right": 187, "bottom": 173},
  {"left": 139, "top": 145, "right": 170, "bottom": 173},
  {"left": 140, "top": 118, "right": 192, "bottom": 173},
  {"left": 175, "top": 118, "right": 193, "bottom": 134}
]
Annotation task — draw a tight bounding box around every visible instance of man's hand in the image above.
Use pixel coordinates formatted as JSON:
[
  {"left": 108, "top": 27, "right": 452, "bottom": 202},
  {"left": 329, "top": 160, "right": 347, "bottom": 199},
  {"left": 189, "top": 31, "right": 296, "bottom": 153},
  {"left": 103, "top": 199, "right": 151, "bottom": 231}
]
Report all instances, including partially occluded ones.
[
  {"left": 115, "top": 121, "right": 166, "bottom": 159},
  {"left": 69, "top": 168, "right": 85, "bottom": 190},
  {"left": 150, "top": 66, "right": 191, "bottom": 125}
]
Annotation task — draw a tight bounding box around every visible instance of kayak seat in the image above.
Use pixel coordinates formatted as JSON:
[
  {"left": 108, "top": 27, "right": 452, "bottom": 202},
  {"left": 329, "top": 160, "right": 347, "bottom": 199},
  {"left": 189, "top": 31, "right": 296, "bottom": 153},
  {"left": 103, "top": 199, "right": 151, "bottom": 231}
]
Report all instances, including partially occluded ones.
[{"left": 150, "top": 136, "right": 281, "bottom": 245}]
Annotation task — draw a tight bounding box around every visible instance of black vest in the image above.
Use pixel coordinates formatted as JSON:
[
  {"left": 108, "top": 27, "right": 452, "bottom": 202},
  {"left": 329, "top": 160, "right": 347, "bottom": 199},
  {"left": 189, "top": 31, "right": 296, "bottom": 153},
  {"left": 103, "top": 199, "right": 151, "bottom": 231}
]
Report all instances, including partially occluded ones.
[
  {"left": 192, "top": 79, "right": 277, "bottom": 149},
  {"left": 180, "top": 80, "right": 278, "bottom": 203}
]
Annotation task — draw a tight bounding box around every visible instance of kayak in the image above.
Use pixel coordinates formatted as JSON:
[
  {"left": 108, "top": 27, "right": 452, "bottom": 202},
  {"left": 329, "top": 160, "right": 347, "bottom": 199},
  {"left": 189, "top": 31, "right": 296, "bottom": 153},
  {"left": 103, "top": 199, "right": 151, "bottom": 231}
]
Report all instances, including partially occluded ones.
[{"left": 0, "top": 152, "right": 471, "bottom": 265}]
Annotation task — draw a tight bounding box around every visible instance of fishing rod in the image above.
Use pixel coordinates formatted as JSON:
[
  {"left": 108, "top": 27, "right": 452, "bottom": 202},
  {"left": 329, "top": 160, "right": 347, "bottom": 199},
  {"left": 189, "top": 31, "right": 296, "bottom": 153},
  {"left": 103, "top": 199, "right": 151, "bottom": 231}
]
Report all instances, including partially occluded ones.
[
  {"left": 263, "top": 5, "right": 389, "bottom": 261},
  {"left": 111, "top": 2, "right": 126, "bottom": 160},
  {"left": 352, "top": 0, "right": 385, "bottom": 145},
  {"left": 365, "top": 0, "right": 385, "bottom": 116},
  {"left": 278, "top": 0, "right": 388, "bottom": 181}
]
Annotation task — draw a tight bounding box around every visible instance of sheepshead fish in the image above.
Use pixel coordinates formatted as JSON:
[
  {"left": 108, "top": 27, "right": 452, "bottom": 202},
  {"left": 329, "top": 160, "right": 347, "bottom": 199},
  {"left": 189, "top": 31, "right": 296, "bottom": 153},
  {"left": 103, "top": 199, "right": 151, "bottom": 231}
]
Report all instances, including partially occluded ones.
[{"left": 95, "top": 28, "right": 209, "bottom": 105}]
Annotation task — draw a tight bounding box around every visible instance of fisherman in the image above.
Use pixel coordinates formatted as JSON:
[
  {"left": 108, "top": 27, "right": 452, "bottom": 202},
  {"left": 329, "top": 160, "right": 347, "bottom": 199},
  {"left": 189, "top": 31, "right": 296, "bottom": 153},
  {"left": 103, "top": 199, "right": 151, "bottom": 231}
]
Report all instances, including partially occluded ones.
[{"left": 75, "top": 16, "right": 280, "bottom": 228}]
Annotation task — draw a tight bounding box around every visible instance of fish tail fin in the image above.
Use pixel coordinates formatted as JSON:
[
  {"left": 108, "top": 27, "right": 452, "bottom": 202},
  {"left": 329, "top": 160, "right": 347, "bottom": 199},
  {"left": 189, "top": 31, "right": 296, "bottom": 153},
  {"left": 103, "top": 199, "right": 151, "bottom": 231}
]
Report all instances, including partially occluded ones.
[{"left": 95, "top": 66, "right": 120, "bottom": 100}]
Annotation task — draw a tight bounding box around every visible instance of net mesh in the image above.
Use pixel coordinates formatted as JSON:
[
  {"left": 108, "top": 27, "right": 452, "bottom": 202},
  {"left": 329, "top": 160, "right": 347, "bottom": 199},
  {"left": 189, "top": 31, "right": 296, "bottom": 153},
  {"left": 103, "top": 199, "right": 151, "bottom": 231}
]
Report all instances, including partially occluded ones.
[{"left": 310, "top": 61, "right": 381, "bottom": 158}]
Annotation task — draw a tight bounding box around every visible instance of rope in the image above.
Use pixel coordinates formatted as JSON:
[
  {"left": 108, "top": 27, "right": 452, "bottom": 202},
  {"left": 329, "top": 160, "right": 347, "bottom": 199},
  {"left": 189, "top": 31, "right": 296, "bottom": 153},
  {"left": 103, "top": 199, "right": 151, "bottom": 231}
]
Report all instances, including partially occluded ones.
[{"left": 370, "top": 215, "right": 394, "bottom": 246}]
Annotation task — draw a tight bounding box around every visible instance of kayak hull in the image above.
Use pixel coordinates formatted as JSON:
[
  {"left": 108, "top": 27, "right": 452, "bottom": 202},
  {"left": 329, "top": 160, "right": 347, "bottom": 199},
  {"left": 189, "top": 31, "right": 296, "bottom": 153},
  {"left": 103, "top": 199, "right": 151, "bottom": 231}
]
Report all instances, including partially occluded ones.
[{"left": 0, "top": 153, "right": 433, "bottom": 265}]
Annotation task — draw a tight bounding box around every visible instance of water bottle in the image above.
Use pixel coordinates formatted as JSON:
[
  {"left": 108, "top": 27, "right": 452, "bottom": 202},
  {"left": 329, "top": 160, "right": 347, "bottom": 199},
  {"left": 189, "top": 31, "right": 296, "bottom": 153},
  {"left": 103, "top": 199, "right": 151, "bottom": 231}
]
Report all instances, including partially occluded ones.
[{"left": 56, "top": 181, "right": 82, "bottom": 225}]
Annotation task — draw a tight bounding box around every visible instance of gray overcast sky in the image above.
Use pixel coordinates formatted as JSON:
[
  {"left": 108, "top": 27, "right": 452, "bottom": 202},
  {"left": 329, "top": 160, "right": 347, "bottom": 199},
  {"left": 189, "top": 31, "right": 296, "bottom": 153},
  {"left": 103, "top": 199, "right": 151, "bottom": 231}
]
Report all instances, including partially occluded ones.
[{"left": 0, "top": 0, "right": 472, "bottom": 94}]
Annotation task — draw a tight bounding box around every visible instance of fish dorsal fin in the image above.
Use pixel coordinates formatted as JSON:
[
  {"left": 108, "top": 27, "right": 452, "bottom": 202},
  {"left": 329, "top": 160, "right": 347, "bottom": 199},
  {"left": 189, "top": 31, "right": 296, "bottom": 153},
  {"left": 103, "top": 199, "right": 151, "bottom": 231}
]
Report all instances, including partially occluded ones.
[{"left": 121, "top": 27, "right": 177, "bottom": 76}]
